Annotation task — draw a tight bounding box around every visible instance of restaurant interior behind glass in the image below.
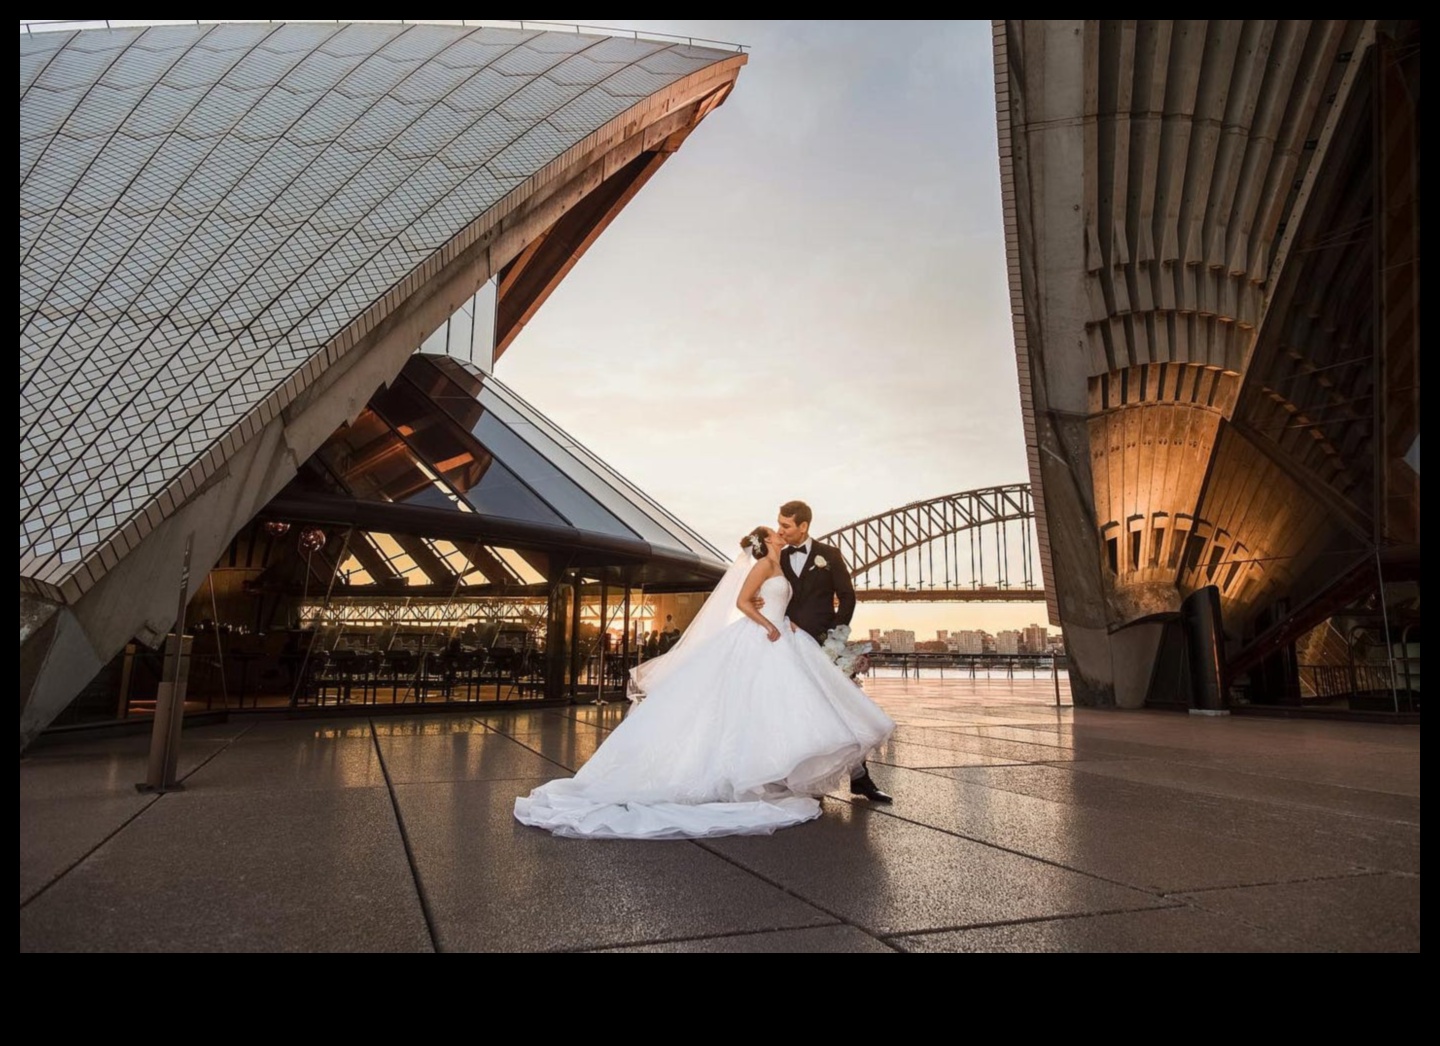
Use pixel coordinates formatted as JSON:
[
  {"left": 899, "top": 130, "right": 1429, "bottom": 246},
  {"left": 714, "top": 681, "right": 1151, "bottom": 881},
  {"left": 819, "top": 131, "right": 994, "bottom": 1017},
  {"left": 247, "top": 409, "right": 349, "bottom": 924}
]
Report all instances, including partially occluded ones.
[{"left": 55, "top": 352, "right": 727, "bottom": 728}]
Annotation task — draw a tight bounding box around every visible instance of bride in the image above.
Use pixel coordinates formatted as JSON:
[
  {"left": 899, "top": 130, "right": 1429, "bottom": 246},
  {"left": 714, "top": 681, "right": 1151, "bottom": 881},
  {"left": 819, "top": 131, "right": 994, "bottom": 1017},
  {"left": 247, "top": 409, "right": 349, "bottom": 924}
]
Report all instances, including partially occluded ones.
[{"left": 513, "top": 525, "right": 896, "bottom": 840}]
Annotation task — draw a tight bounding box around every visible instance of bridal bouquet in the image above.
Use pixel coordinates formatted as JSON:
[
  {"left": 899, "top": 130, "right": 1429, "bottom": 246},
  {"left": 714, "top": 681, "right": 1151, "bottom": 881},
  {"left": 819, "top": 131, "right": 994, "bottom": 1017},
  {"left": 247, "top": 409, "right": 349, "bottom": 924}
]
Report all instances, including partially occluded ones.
[{"left": 821, "top": 624, "right": 873, "bottom": 684}]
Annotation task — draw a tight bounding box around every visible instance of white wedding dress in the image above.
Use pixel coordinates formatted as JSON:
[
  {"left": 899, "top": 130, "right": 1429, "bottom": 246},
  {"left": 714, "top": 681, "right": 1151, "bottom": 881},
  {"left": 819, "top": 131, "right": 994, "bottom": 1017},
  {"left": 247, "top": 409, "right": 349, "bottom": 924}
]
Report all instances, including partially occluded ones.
[{"left": 513, "top": 572, "right": 895, "bottom": 840}]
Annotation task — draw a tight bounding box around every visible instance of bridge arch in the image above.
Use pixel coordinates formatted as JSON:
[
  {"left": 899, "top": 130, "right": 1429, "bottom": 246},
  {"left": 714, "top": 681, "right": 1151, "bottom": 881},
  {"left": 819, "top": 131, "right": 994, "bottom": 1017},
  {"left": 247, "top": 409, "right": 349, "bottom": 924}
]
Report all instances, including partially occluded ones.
[{"left": 815, "top": 483, "right": 1043, "bottom": 602}]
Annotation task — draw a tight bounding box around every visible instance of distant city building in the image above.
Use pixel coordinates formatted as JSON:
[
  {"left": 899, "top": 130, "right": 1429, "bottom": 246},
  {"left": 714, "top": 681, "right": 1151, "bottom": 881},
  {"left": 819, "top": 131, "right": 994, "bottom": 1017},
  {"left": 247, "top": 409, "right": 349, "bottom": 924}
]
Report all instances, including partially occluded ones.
[
  {"left": 949, "top": 630, "right": 986, "bottom": 654},
  {"left": 1022, "top": 623, "right": 1048, "bottom": 654},
  {"left": 869, "top": 629, "right": 884, "bottom": 644},
  {"left": 884, "top": 629, "right": 916, "bottom": 653},
  {"left": 936, "top": 630, "right": 949, "bottom": 643},
  {"left": 995, "top": 630, "right": 1021, "bottom": 655}
]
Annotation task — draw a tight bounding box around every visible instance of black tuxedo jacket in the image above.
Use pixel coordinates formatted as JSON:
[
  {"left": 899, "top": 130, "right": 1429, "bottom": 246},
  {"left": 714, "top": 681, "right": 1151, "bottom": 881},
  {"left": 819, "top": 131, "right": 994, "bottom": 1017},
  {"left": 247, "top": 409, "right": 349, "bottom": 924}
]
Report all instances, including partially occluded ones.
[{"left": 781, "top": 540, "right": 856, "bottom": 643}]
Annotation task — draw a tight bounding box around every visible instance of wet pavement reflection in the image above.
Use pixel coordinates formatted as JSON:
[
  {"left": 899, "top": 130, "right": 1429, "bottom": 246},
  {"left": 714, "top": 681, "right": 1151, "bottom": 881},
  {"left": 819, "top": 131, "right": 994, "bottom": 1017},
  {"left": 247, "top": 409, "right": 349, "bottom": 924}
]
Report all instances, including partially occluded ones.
[{"left": 20, "top": 676, "right": 1419, "bottom": 952}]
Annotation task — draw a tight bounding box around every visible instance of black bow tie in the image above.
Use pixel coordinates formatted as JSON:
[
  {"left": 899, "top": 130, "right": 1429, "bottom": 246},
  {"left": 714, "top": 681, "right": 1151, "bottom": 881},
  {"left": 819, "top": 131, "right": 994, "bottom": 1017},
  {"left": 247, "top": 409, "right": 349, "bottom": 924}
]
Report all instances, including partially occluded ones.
[{"left": 789, "top": 547, "right": 808, "bottom": 557}]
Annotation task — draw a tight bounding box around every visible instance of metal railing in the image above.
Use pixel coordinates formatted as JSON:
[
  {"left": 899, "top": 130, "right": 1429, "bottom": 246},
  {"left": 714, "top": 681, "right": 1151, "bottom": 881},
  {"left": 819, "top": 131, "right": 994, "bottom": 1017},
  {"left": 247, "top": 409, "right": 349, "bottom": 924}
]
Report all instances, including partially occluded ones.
[
  {"left": 864, "top": 651, "right": 1071, "bottom": 707},
  {"left": 1300, "top": 655, "right": 1421, "bottom": 710},
  {"left": 866, "top": 651, "right": 1066, "bottom": 677}
]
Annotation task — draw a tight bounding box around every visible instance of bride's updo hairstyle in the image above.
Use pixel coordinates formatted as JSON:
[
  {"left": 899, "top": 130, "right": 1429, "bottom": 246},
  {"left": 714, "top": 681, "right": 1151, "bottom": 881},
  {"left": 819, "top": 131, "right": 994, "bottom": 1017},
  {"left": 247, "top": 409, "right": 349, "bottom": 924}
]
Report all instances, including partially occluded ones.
[{"left": 740, "top": 526, "right": 771, "bottom": 561}]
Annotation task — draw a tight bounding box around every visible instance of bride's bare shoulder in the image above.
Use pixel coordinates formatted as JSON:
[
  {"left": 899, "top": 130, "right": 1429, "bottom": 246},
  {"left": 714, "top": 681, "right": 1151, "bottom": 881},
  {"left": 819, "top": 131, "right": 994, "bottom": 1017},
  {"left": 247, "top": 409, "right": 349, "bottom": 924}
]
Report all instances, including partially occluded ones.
[{"left": 743, "top": 559, "right": 780, "bottom": 586}]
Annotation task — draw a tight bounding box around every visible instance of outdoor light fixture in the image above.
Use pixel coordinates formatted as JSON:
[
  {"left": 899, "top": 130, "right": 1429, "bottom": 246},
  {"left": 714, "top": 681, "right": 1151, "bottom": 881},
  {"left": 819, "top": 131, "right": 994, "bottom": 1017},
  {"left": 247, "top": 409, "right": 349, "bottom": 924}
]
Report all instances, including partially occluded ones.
[{"left": 297, "top": 527, "right": 327, "bottom": 555}]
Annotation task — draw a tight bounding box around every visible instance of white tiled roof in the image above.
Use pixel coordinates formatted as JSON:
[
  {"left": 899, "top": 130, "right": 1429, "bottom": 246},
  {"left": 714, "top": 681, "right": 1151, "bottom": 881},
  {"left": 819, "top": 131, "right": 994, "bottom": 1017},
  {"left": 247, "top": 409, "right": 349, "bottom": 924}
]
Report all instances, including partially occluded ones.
[{"left": 20, "top": 21, "right": 738, "bottom": 600}]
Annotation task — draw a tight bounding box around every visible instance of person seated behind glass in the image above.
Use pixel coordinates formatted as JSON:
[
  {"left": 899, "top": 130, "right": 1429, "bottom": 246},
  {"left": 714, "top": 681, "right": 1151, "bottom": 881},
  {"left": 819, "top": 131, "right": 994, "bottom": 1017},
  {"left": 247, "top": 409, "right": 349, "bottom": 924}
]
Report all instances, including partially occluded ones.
[
  {"left": 658, "top": 615, "right": 682, "bottom": 654},
  {"left": 644, "top": 631, "right": 660, "bottom": 658}
]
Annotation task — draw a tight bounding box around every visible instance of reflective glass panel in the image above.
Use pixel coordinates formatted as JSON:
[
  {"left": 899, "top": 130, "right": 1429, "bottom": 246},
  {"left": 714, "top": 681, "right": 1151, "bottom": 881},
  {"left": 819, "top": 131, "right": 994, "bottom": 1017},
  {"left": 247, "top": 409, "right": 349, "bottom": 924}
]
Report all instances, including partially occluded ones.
[
  {"left": 400, "top": 357, "right": 636, "bottom": 538},
  {"left": 412, "top": 355, "right": 722, "bottom": 555},
  {"left": 429, "top": 538, "right": 491, "bottom": 586},
  {"left": 313, "top": 408, "right": 471, "bottom": 513},
  {"left": 366, "top": 379, "right": 566, "bottom": 527}
]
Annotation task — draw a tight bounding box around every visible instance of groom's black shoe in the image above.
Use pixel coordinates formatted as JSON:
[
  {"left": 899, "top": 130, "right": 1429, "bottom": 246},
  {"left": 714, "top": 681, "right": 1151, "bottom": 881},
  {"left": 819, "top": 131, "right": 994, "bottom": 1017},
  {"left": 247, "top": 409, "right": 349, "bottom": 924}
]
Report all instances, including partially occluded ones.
[{"left": 849, "top": 768, "right": 892, "bottom": 803}]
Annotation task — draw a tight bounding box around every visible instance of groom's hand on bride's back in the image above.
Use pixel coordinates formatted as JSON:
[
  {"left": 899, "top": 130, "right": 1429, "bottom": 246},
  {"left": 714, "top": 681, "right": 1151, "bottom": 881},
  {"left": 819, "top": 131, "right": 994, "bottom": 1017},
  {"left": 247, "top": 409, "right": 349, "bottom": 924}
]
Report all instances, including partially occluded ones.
[{"left": 751, "top": 594, "right": 764, "bottom": 609}]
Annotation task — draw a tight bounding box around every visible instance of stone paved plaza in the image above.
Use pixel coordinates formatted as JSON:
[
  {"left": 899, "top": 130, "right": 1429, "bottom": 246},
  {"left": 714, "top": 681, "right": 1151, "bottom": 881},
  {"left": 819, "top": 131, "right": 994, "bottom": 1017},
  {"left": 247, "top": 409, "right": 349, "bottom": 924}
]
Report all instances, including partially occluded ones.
[{"left": 19, "top": 674, "right": 1420, "bottom": 952}]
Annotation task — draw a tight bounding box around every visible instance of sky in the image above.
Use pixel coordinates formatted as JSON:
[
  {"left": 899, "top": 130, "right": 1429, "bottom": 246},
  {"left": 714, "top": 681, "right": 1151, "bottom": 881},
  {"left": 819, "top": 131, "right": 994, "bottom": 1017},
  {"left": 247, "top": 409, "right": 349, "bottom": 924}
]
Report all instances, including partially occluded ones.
[{"left": 493, "top": 20, "right": 1050, "bottom": 640}]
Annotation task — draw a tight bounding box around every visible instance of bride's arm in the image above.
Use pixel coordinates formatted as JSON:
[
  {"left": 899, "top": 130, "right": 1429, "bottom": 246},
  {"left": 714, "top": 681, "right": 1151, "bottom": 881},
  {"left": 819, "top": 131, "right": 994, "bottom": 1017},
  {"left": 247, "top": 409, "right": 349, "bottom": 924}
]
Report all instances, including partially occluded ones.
[{"left": 736, "top": 563, "right": 782, "bottom": 642}]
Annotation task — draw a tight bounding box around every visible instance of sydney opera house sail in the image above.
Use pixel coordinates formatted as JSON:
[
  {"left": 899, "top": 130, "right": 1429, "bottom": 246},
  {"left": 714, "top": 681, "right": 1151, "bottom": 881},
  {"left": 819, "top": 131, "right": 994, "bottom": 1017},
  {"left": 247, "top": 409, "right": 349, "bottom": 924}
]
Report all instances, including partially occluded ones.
[
  {"left": 19, "top": 21, "right": 745, "bottom": 748},
  {"left": 995, "top": 20, "right": 1420, "bottom": 710}
]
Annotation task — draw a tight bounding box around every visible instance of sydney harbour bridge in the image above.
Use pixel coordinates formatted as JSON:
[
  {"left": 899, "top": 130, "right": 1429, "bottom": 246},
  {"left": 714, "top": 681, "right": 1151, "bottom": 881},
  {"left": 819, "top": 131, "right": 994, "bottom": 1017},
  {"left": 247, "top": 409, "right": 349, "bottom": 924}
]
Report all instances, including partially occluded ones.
[{"left": 818, "top": 483, "right": 1043, "bottom": 603}]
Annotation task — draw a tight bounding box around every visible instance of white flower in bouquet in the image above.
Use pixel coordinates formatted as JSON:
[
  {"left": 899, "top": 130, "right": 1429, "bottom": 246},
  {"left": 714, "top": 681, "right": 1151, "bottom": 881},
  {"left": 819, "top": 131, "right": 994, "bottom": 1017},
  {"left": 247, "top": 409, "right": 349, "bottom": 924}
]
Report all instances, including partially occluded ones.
[{"left": 823, "top": 625, "right": 873, "bottom": 684}]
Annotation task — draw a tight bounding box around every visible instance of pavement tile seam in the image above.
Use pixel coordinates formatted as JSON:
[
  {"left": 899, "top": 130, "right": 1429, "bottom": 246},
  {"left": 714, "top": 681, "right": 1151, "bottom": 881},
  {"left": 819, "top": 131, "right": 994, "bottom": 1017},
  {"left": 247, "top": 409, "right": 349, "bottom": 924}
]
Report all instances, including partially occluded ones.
[
  {"left": 1159, "top": 868, "right": 1412, "bottom": 897},
  {"left": 478, "top": 710, "right": 621, "bottom": 742},
  {"left": 883, "top": 900, "right": 1185, "bottom": 944},
  {"left": 451, "top": 723, "right": 593, "bottom": 777},
  {"left": 883, "top": 903, "right": 1325, "bottom": 953},
  {"left": 890, "top": 759, "right": 1062, "bottom": 771},
  {"left": 692, "top": 828, "right": 885, "bottom": 941},
  {"left": 173, "top": 720, "right": 265, "bottom": 775},
  {"left": 369, "top": 726, "right": 444, "bottom": 955},
  {"left": 905, "top": 725, "right": 1077, "bottom": 754},
  {"left": 907, "top": 759, "right": 1418, "bottom": 845},
  {"left": 1165, "top": 870, "right": 1421, "bottom": 952},
  {"left": 1068, "top": 741, "right": 1421, "bottom": 789},
  {"left": 374, "top": 708, "right": 589, "bottom": 775},
  {"left": 501, "top": 745, "right": 590, "bottom": 778},
  {"left": 816, "top": 795, "right": 1194, "bottom": 903},
  {"left": 579, "top": 921, "right": 870, "bottom": 954},
  {"left": 828, "top": 786, "right": 1382, "bottom": 899},
  {"left": 19, "top": 793, "right": 164, "bottom": 910},
  {"left": 21, "top": 719, "right": 272, "bottom": 909},
  {"left": 1155, "top": 875, "right": 1408, "bottom": 952},
  {"left": 1149, "top": 874, "right": 1406, "bottom": 952},
  {"left": 1063, "top": 758, "right": 1422, "bottom": 824}
]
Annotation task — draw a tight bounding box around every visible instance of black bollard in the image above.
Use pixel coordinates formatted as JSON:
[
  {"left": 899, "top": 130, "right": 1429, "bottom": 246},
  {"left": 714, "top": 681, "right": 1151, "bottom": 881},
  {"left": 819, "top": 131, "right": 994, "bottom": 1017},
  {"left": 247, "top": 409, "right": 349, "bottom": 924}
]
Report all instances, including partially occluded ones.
[{"left": 1181, "top": 585, "right": 1229, "bottom": 715}]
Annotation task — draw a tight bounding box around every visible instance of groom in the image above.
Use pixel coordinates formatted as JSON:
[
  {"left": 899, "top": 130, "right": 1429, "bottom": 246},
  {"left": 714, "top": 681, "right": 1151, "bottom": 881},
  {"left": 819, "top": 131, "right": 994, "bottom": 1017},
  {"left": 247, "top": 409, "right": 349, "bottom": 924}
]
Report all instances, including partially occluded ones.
[{"left": 770, "top": 499, "right": 892, "bottom": 804}]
